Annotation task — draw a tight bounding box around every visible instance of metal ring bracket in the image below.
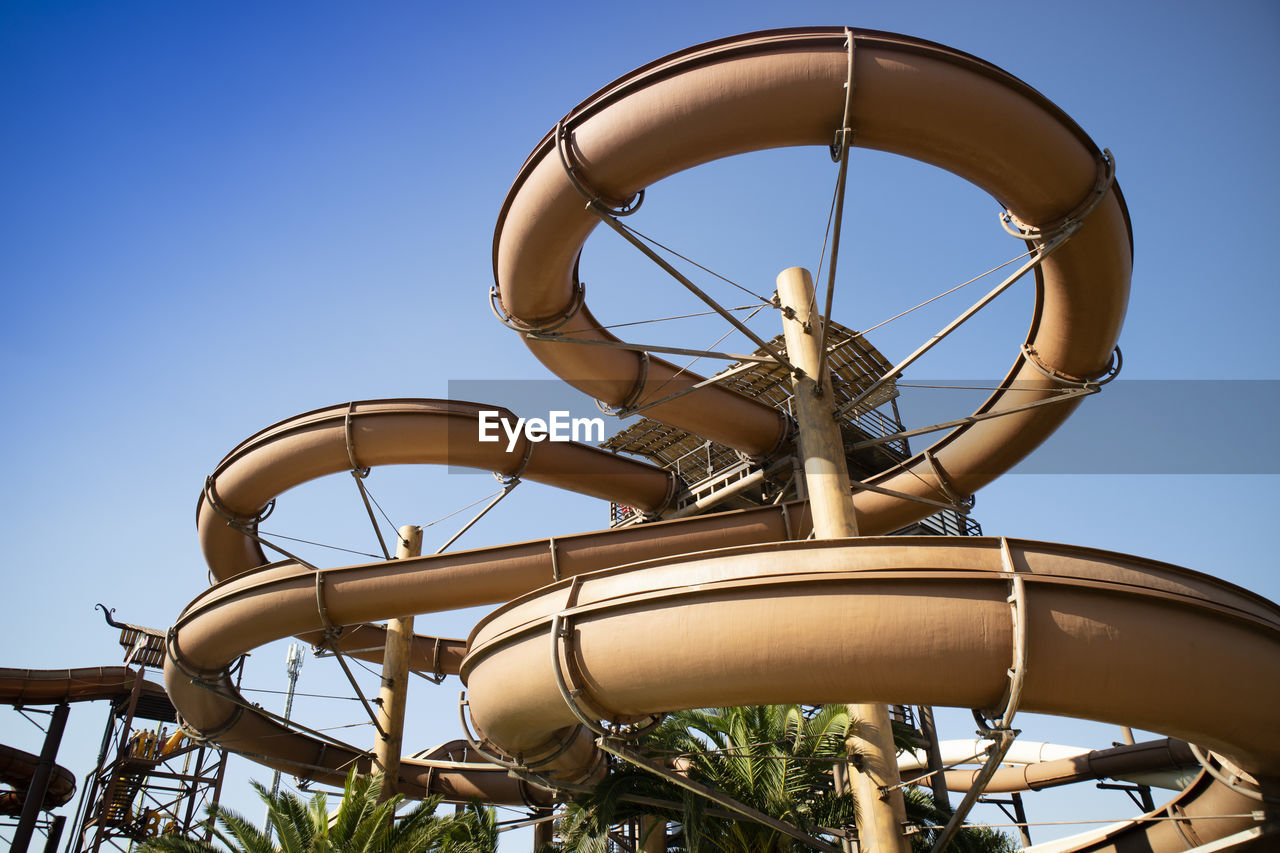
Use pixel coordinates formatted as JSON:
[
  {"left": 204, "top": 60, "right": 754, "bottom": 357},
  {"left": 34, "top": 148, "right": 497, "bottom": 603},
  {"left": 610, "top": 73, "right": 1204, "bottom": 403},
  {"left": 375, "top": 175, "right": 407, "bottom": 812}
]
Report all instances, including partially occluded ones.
[
  {"left": 344, "top": 403, "right": 369, "bottom": 478},
  {"left": 828, "top": 28, "right": 856, "bottom": 163},
  {"left": 1187, "top": 744, "right": 1279, "bottom": 804},
  {"left": 496, "top": 431, "right": 534, "bottom": 485},
  {"left": 550, "top": 578, "right": 663, "bottom": 741},
  {"left": 597, "top": 350, "right": 650, "bottom": 417},
  {"left": 1022, "top": 343, "right": 1122, "bottom": 389},
  {"left": 457, "top": 690, "right": 585, "bottom": 773},
  {"left": 988, "top": 537, "right": 1028, "bottom": 731},
  {"left": 489, "top": 272, "right": 587, "bottom": 336},
  {"left": 930, "top": 542, "right": 1027, "bottom": 853},
  {"left": 557, "top": 119, "right": 645, "bottom": 216},
  {"left": 314, "top": 571, "right": 336, "bottom": 633},
  {"left": 165, "top": 628, "right": 245, "bottom": 742},
  {"left": 203, "top": 475, "right": 274, "bottom": 530},
  {"left": 924, "top": 449, "right": 969, "bottom": 511},
  {"left": 1001, "top": 148, "right": 1116, "bottom": 242}
]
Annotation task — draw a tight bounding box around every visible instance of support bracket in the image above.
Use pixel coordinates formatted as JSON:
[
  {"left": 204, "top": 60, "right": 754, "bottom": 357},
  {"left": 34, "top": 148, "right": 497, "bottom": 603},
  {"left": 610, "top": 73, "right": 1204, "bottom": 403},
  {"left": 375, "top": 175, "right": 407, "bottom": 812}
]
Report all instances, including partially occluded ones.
[
  {"left": 929, "top": 538, "right": 1027, "bottom": 853},
  {"left": 549, "top": 578, "right": 662, "bottom": 741}
]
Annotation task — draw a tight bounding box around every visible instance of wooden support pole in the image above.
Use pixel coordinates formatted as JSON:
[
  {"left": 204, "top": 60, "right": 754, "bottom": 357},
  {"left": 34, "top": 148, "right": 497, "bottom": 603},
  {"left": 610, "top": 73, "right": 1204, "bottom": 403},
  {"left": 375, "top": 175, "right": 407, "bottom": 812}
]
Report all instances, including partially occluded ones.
[
  {"left": 375, "top": 525, "right": 422, "bottom": 802},
  {"left": 640, "top": 815, "right": 666, "bottom": 852},
  {"left": 533, "top": 808, "right": 555, "bottom": 849},
  {"left": 777, "top": 267, "right": 910, "bottom": 853}
]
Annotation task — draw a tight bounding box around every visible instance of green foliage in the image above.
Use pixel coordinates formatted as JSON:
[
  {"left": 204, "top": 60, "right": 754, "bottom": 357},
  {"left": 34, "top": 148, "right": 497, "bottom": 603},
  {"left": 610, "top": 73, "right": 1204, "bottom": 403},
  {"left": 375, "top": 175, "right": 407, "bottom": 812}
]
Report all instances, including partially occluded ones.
[
  {"left": 138, "top": 769, "right": 497, "bottom": 853},
  {"left": 553, "top": 705, "right": 1016, "bottom": 853}
]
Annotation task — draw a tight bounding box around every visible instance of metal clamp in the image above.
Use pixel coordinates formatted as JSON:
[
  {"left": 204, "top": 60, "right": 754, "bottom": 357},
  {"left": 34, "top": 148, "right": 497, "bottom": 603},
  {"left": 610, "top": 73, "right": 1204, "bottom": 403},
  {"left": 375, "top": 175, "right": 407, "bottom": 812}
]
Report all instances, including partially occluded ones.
[
  {"left": 489, "top": 273, "right": 587, "bottom": 336},
  {"left": 548, "top": 537, "right": 561, "bottom": 581},
  {"left": 1187, "top": 743, "right": 1279, "bottom": 804},
  {"left": 597, "top": 350, "right": 650, "bottom": 417},
  {"left": 1022, "top": 343, "right": 1122, "bottom": 389},
  {"left": 550, "top": 579, "right": 663, "bottom": 741},
  {"left": 456, "top": 690, "right": 584, "bottom": 773},
  {"left": 931, "top": 539, "right": 1027, "bottom": 853},
  {"left": 344, "top": 403, "right": 369, "bottom": 478},
  {"left": 556, "top": 118, "right": 645, "bottom": 216},
  {"left": 828, "top": 28, "right": 856, "bottom": 162},
  {"left": 986, "top": 537, "right": 1028, "bottom": 731},
  {"left": 924, "top": 450, "right": 969, "bottom": 512},
  {"left": 496, "top": 430, "right": 535, "bottom": 485},
  {"left": 203, "top": 475, "right": 274, "bottom": 530},
  {"left": 1001, "top": 148, "right": 1116, "bottom": 242},
  {"left": 314, "top": 572, "right": 336, "bottom": 634}
]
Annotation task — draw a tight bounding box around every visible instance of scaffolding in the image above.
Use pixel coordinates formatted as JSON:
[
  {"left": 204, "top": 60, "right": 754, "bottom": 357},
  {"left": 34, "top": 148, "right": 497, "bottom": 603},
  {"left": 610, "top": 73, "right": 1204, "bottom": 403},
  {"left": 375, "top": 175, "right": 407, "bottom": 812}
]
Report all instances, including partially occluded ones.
[
  {"left": 68, "top": 615, "right": 235, "bottom": 852},
  {"left": 603, "top": 320, "right": 980, "bottom": 539}
]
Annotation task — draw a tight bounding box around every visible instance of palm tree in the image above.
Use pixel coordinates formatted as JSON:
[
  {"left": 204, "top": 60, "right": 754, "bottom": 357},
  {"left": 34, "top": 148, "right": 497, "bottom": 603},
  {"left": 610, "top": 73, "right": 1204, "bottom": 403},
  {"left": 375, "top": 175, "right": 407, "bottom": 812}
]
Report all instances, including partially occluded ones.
[
  {"left": 138, "top": 768, "right": 498, "bottom": 853},
  {"left": 554, "top": 705, "right": 1015, "bottom": 853}
]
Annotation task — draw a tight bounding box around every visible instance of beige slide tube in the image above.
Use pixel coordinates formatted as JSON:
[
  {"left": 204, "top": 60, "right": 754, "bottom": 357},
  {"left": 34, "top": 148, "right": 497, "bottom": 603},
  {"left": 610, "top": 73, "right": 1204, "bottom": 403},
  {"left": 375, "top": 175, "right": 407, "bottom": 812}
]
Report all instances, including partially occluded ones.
[
  {"left": 462, "top": 539, "right": 1279, "bottom": 848},
  {"left": 493, "top": 27, "right": 1131, "bottom": 534},
  {"left": 160, "top": 27, "right": 1280, "bottom": 853}
]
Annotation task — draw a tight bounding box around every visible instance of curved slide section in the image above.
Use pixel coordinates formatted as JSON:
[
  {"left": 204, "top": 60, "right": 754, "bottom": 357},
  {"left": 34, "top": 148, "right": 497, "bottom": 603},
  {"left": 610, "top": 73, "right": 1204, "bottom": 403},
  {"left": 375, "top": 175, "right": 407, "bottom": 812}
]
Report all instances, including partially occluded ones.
[
  {"left": 198, "top": 399, "right": 680, "bottom": 582},
  {"left": 462, "top": 538, "right": 1279, "bottom": 848},
  {"left": 0, "top": 668, "right": 165, "bottom": 706},
  {"left": 168, "top": 502, "right": 814, "bottom": 801},
  {"left": 493, "top": 27, "right": 1132, "bottom": 534},
  {"left": 0, "top": 668, "right": 166, "bottom": 814},
  {"left": 0, "top": 744, "right": 75, "bottom": 815}
]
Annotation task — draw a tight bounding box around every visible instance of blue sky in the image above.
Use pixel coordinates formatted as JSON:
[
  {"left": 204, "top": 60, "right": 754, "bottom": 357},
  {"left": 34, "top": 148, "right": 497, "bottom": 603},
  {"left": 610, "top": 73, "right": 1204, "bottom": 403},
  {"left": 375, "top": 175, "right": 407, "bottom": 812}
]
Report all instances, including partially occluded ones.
[{"left": 2, "top": 0, "right": 1277, "bottom": 848}]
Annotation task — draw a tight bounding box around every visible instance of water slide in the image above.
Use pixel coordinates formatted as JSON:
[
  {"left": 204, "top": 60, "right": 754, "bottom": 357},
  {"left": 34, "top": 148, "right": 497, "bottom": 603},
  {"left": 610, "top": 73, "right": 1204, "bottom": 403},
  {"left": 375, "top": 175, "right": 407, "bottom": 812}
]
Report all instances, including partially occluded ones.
[
  {"left": 899, "top": 738, "right": 1198, "bottom": 793},
  {"left": 0, "top": 668, "right": 166, "bottom": 814},
  {"left": 0, "top": 745, "right": 75, "bottom": 815},
  {"left": 163, "top": 28, "right": 1279, "bottom": 851}
]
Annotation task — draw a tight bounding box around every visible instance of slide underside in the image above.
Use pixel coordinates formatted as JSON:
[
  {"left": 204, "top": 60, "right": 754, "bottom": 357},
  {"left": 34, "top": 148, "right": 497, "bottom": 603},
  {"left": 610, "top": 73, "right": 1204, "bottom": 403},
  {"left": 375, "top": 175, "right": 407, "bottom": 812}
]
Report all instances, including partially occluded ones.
[
  {"left": 0, "top": 744, "right": 75, "bottom": 815},
  {"left": 163, "top": 27, "right": 1279, "bottom": 852}
]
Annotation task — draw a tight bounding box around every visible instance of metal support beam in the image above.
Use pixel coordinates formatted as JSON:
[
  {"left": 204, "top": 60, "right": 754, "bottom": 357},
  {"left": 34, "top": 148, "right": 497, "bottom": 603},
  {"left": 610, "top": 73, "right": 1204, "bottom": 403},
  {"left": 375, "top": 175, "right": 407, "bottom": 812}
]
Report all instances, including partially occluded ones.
[
  {"left": 12, "top": 702, "right": 69, "bottom": 853},
  {"left": 434, "top": 481, "right": 518, "bottom": 553},
  {"left": 589, "top": 213, "right": 791, "bottom": 370},
  {"left": 980, "top": 793, "right": 1031, "bottom": 847},
  {"left": 526, "top": 332, "right": 777, "bottom": 365},
  {"left": 42, "top": 814, "right": 65, "bottom": 853},
  {"left": 836, "top": 227, "right": 1078, "bottom": 420},
  {"left": 846, "top": 387, "right": 1096, "bottom": 451},
  {"left": 815, "top": 28, "right": 856, "bottom": 392}
]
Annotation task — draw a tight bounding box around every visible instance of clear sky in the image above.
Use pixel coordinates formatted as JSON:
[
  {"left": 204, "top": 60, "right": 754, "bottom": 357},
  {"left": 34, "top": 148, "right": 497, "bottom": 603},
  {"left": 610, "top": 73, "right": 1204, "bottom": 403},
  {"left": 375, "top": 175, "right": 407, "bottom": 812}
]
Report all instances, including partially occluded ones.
[{"left": 2, "top": 0, "right": 1277, "bottom": 849}]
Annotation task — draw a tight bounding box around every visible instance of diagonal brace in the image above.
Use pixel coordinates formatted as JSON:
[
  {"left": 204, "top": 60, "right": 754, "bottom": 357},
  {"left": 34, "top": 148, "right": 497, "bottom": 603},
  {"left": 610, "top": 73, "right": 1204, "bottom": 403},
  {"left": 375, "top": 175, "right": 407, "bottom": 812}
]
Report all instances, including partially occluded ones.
[
  {"left": 594, "top": 216, "right": 792, "bottom": 369},
  {"left": 597, "top": 737, "right": 844, "bottom": 853},
  {"left": 836, "top": 226, "right": 1078, "bottom": 420}
]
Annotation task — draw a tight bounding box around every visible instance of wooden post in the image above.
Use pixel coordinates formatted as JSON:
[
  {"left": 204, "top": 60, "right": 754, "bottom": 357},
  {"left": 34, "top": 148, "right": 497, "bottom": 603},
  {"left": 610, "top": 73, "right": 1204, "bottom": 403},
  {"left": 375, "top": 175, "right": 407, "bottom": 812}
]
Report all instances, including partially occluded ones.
[
  {"left": 375, "top": 525, "right": 422, "bottom": 802},
  {"left": 777, "top": 267, "right": 910, "bottom": 853},
  {"left": 640, "top": 815, "right": 666, "bottom": 852},
  {"left": 533, "top": 808, "right": 555, "bottom": 849}
]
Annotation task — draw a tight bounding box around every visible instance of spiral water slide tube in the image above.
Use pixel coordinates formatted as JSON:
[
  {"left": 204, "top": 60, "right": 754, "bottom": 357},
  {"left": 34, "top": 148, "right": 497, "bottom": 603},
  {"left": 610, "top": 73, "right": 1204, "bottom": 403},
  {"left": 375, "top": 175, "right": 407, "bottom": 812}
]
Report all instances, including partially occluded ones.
[
  {"left": 0, "top": 668, "right": 166, "bottom": 813},
  {"left": 163, "top": 28, "right": 1279, "bottom": 852}
]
